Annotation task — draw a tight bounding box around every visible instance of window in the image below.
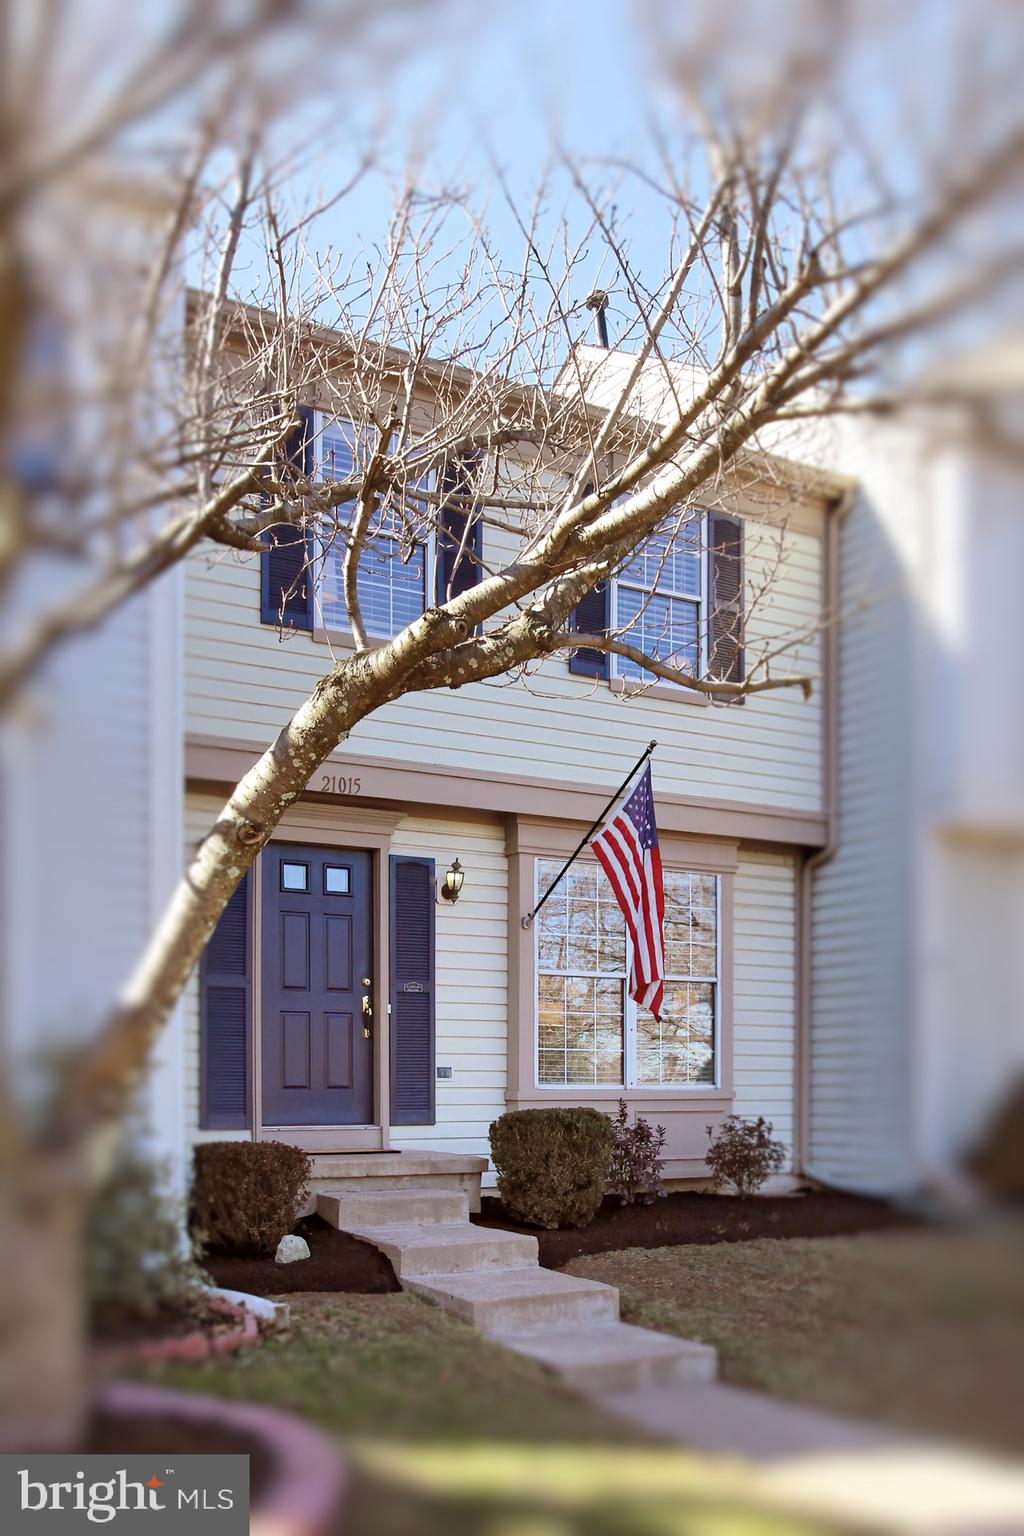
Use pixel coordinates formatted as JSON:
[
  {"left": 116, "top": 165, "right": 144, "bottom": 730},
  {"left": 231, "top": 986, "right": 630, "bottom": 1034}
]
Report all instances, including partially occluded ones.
[
  {"left": 536, "top": 857, "right": 718, "bottom": 1088},
  {"left": 612, "top": 512, "right": 706, "bottom": 685},
  {"left": 316, "top": 414, "right": 430, "bottom": 638},
  {"left": 280, "top": 862, "right": 308, "bottom": 892}
]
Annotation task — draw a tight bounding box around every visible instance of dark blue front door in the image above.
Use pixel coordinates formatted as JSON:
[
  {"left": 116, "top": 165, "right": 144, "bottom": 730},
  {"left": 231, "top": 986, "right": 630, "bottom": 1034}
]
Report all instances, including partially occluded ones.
[{"left": 261, "top": 844, "right": 374, "bottom": 1125}]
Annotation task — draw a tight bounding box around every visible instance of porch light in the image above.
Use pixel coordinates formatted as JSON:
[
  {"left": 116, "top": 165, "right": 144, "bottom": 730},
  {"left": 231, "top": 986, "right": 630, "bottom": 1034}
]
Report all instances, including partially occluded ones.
[{"left": 440, "top": 858, "right": 465, "bottom": 903}]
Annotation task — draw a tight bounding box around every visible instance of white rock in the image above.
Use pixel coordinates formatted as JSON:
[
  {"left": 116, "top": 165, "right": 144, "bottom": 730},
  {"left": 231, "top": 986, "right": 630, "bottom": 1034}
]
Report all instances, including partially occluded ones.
[{"left": 274, "top": 1234, "right": 310, "bottom": 1264}]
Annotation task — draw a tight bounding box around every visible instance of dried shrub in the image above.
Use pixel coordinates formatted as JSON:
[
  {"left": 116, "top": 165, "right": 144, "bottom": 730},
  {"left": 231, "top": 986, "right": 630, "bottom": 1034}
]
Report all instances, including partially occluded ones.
[
  {"left": 607, "top": 1098, "right": 667, "bottom": 1205},
  {"left": 190, "top": 1141, "right": 311, "bottom": 1257},
  {"left": 705, "top": 1115, "right": 786, "bottom": 1197},
  {"left": 85, "top": 1149, "right": 208, "bottom": 1336},
  {"left": 489, "top": 1108, "right": 613, "bottom": 1229}
]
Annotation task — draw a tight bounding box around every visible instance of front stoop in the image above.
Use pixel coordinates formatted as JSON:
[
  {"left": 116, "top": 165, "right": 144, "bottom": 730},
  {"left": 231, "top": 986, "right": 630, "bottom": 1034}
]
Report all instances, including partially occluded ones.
[
  {"left": 323, "top": 1189, "right": 718, "bottom": 1397},
  {"left": 309, "top": 1150, "right": 488, "bottom": 1213}
]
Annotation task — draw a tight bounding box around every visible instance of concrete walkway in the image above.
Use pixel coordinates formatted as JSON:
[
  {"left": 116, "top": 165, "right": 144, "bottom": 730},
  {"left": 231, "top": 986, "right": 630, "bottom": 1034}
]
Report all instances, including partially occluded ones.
[
  {"left": 317, "top": 1186, "right": 716, "bottom": 1389},
  {"left": 320, "top": 1187, "right": 1024, "bottom": 1534}
]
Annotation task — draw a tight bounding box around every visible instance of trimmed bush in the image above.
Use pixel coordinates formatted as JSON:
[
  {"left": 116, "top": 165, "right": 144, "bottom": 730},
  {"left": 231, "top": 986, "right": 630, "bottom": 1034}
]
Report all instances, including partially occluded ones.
[
  {"left": 190, "top": 1141, "right": 311, "bottom": 1256},
  {"left": 608, "top": 1098, "right": 667, "bottom": 1206},
  {"left": 489, "top": 1108, "right": 613, "bottom": 1229},
  {"left": 705, "top": 1115, "right": 785, "bottom": 1197}
]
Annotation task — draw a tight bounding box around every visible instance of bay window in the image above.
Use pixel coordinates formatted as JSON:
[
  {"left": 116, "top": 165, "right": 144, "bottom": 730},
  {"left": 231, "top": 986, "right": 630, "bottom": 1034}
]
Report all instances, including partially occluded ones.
[{"left": 535, "top": 856, "right": 718, "bottom": 1089}]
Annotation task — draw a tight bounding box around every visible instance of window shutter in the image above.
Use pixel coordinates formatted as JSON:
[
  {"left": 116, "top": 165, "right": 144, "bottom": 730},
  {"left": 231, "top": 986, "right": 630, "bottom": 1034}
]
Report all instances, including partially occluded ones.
[
  {"left": 567, "top": 480, "right": 610, "bottom": 678},
  {"left": 708, "top": 511, "right": 745, "bottom": 698},
  {"left": 260, "top": 405, "right": 315, "bottom": 629},
  {"left": 436, "top": 456, "right": 483, "bottom": 603},
  {"left": 389, "top": 855, "right": 436, "bottom": 1126},
  {"left": 200, "top": 871, "right": 251, "bottom": 1129},
  {"left": 568, "top": 579, "right": 610, "bottom": 678}
]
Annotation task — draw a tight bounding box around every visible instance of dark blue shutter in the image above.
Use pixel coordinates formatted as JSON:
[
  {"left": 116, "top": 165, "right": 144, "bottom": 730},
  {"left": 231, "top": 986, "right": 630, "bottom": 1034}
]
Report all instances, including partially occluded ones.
[
  {"left": 708, "top": 511, "right": 745, "bottom": 699},
  {"left": 260, "top": 405, "right": 315, "bottom": 629},
  {"left": 567, "top": 481, "right": 609, "bottom": 678},
  {"left": 568, "top": 579, "right": 610, "bottom": 677},
  {"left": 200, "top": 871, "right": 251, "bottom": 1129},
  {"left": 389, "top": 855, "right": 436, "bottom": 1126},
  {"left": 436, "top": 456, "right": 483, "bottom": 603}
]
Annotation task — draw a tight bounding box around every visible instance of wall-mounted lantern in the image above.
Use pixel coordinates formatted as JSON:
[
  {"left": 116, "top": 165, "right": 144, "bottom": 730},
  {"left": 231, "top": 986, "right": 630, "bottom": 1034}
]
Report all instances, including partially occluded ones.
[{"left": 440, "top": 858, "right": 465, "bottom": 903}]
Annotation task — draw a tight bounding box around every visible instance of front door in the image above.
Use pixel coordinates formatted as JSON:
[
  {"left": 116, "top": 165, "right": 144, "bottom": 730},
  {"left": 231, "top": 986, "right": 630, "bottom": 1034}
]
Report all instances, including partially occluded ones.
[{"left": 261, "top": 843, "right": 374, "bottom": 1126}]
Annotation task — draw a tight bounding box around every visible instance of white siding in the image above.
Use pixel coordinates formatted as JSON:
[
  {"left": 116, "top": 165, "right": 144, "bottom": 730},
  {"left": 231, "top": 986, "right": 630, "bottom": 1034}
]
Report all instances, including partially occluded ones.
[
  {"left": 184, "top": 514, "right": 823, "bottom": 812},
  {"left": 808, "top": 479, "right": 916, "bottom": 1193},
  {"left": 389, "top": 816, "right": 508, "bottom": 1166},
  {"left": 733, "top": 849, "right": 798, "bottom": 1166}
]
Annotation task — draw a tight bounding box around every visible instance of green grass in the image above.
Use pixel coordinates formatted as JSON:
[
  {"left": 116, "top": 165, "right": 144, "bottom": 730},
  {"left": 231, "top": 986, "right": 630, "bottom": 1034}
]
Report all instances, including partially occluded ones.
[
  {"left": 143, "top": 1291, "right": 851, "bottom": 1536},
  {"left": 565, "top": 1223, "right": 1024, "bottom": 1456}
]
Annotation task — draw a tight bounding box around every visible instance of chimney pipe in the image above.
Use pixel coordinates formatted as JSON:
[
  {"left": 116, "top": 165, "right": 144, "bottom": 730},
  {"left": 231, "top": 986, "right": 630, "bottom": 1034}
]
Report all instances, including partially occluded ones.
[{"left": 585, "top": 289, "right": 610, "bottom": 348}]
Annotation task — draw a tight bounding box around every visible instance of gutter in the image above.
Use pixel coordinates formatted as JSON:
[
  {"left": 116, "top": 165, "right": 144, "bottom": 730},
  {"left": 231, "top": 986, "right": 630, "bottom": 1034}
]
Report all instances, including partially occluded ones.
[{"left": 795, "top": 484, "right": 856, "bottom": 1183}]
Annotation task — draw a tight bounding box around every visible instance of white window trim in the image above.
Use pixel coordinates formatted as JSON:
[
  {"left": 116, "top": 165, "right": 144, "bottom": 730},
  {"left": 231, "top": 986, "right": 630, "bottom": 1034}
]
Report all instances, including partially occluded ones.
[
  {"left": 532, "top": 855, "right": 721, "bottom": 1093},
  {"left": 312, "top": 409, "right": 434, "bottom": 639},
  {"left": 610, "top": 509, "right": 708, "bottom": 684}
]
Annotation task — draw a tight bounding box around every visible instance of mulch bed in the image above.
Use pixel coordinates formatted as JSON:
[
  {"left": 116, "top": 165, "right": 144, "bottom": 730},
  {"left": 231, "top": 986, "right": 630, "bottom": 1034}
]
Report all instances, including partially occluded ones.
[
  {"left": 203, "top": 1215, "right": 400, "bottom": 1297},
  {"left": 472, "top": 1190, "right": 914, "bottom": 1266}
]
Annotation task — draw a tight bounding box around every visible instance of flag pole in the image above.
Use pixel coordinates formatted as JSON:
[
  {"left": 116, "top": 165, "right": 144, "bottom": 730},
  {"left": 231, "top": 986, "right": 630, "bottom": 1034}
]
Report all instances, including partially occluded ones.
[{"left": 521, "top": 740, "right": 657, "bottom": 929}]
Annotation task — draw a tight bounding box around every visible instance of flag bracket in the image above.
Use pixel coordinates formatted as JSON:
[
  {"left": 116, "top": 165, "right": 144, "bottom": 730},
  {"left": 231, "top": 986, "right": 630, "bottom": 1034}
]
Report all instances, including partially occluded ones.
[{"left": 520, "top": 740, "right": 657, "bottom": 930}]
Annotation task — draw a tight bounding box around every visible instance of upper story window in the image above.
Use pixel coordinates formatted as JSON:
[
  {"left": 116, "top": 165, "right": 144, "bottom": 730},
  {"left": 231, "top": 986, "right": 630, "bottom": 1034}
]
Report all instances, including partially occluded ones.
[
  {"left": 535, "top": 857, "right": 719, "bottom": 1089},
  {"left": 316, "top": 414, "right": 430, "bottom": 639},
  {"left": 613, "top": 514, "right": 706, "bottom": 685},
  {"left": 569, "top": 507, "right": 743, "bottom": 691}
]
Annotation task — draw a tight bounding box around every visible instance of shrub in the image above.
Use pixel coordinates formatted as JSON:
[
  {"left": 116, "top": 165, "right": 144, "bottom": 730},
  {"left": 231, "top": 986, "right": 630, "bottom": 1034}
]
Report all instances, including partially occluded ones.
[
  {"left": 705, "top": 1115, "right": 786, "bottom": 1197},
  {"left": 607, "top": 1099, "right": 667, "bottom": 1205},
  {"left": 85, "top": 1149, "right": 208, "bottom": 1335},
  {"left": 190, "top": 1141, "right": 311, "bottom": 1256},
  {"left": 489, "top": 1108, "right": 613, "bottom": 1229}
]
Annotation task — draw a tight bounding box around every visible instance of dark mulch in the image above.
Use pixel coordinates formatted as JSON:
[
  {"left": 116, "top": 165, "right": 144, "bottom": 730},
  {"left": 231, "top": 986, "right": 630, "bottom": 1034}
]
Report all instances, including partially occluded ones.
[
  {"left": 91, "top": 1303, "right": 218, "bottom": 1345},
  {"left": 472, "top": 1190, "right": 914, "bottom": 1266},
  {"left": 203, "top": 1214, "right": 400, "bottom": 1297}
]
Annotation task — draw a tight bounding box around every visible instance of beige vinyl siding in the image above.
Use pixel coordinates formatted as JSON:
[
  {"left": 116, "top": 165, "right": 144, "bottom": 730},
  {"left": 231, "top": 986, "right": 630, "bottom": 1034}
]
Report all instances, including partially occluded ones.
[
  {"left": 388, "top": 816, "right": 507, "bottom": 1169},
  {"left": 808, "top": 490, "right": 915, "bottom": 1193},
  {"left": 733, "top": 848, "right": 797, "bottom": 1166},
  {"left": 184, "top": 514, "right": 823, "bottom": 812}
]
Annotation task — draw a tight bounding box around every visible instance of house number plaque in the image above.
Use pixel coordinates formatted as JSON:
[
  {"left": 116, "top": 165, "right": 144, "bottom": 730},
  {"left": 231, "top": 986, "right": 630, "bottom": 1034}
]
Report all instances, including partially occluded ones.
[{"left": 316, "top": 773, "right": 362, "bottom": 795}]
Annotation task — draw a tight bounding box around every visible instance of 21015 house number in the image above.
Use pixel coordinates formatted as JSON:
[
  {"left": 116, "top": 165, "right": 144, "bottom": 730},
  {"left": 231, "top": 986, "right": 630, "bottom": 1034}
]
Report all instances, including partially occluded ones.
[{"left": 317, "top": 773, "right": 362, "bottom": 795}]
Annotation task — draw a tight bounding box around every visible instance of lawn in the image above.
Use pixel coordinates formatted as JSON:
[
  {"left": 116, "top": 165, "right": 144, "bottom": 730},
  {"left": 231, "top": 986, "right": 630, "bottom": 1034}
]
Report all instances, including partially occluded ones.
[
  {"left": 565, "top": 1222, "right": 1024, "bottom": 1457},
  {"left": 144, "top": 1291, "right": 852, "bottom": 1536}
]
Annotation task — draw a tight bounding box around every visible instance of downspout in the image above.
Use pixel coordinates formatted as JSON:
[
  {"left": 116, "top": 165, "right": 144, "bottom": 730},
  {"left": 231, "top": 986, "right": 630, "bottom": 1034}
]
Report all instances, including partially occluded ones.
[{"left": 795, "top": 484, "right": 855, "bottom": 1183}]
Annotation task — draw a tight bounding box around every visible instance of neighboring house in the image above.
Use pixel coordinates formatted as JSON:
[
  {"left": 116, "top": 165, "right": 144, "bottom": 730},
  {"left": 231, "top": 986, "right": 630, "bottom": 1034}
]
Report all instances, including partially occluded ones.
[{"left": 180, "top": 327, "right": 846, "bottom": 1192}]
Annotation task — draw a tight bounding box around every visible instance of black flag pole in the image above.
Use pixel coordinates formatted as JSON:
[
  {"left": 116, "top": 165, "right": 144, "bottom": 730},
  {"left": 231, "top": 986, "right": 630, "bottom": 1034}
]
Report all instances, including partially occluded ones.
[{"left": 521, "top": 740, "right": 657, "bottom": 930}]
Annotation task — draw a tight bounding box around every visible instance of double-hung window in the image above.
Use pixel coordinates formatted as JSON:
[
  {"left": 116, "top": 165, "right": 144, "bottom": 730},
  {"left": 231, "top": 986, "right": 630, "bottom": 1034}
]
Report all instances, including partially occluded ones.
[
  {"left": 612, "top": 512, "right": 706, "bottom": 685},
  {"left": 316, "top": 413, "right": 431, "bottom": 639},
  {"left": 536, "top": 857, "right": 718, "bottom": 1088}
]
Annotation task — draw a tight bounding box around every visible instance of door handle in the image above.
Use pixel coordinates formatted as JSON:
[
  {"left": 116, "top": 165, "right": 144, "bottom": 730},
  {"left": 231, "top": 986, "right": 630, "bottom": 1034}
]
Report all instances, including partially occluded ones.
[{"left": 361, "top": 993, "right": 373, "bottom": 1039}]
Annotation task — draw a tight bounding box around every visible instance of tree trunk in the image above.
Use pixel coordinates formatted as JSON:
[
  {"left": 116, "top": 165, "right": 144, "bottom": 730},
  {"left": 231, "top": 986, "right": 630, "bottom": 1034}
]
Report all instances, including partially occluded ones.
[{"left": 0, "top": 1164, "right": 87, "bottom": 1451}]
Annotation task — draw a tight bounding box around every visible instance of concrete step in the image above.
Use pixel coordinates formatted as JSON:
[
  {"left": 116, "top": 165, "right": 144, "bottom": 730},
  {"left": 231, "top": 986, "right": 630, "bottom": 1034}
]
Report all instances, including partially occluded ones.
[
  {"left": 342, "top": 1221, "right": 538, "bottom": 1279},
  {"left": 316, "top": 1188, "right": 470, "bottom": 1228},
  {"left": 308, "top": 1150, "right": 487, "bottom": 1210},
  {"left": 405, "top": 1266, "right": 620, "bottom": 1332},
  {"left": 493, "top": 1320, "right": 717, "bottom": 1394}
]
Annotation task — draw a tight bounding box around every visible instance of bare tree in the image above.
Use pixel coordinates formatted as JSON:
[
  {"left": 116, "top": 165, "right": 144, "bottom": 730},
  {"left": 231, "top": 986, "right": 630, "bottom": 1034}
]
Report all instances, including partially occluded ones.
[{"left": 2, "top": 0, "right": 1023, "bottom": 1448}]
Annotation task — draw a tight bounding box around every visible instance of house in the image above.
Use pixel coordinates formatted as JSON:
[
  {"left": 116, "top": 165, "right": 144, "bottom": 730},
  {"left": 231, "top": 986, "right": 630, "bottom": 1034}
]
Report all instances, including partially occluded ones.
[
  {"left": 566, "top": 343, "right": 1024, "bottom": 1198},
  {"left": 178, "top": 319, "right": 850, "bottom": 1197}
]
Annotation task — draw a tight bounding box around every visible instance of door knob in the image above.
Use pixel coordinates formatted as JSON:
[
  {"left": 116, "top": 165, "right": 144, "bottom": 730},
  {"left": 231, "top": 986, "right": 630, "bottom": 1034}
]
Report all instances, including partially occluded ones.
[{"left": 361, "top": 976, "right": 372, "bottom": 987}]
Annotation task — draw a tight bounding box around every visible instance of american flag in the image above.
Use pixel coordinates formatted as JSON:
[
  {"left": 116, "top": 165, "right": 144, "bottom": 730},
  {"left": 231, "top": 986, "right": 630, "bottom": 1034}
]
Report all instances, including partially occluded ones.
[{"left": 590, "top": 763, "right": 666, "bottom": 1021}]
